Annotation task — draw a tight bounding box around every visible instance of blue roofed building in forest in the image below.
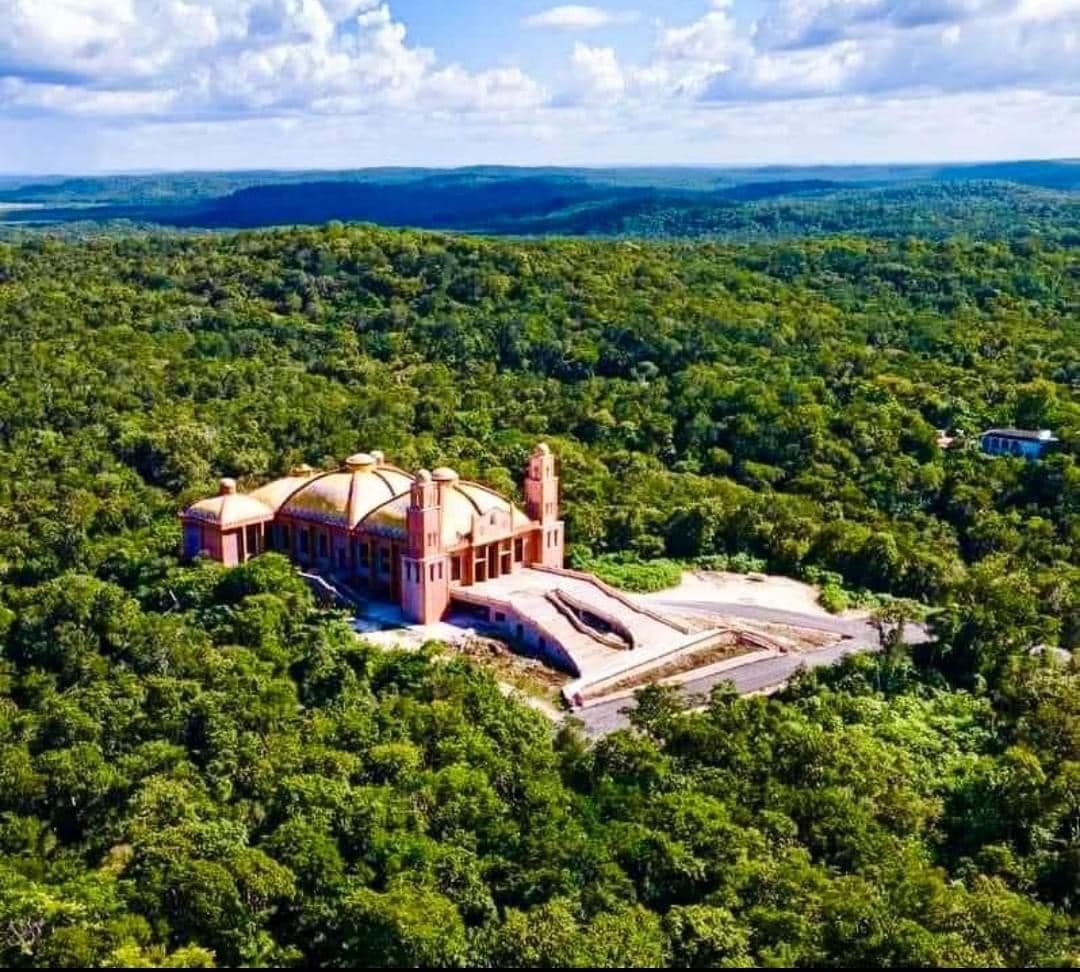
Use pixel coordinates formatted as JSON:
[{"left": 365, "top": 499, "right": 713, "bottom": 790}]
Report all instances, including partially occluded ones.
[{"left": 980, "top": 428, "right": 1059, "bottom": 460}]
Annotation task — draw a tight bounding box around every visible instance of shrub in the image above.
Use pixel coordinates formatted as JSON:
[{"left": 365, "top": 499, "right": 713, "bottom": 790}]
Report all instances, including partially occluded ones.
[{"left": 819, "top": 583, "right": 850, "bottom": 614}]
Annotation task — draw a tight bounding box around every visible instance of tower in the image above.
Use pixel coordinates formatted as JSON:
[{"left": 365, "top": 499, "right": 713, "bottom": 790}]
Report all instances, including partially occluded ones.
[
  {"left": 401, "top": 469, "right": 450, "bottom": 623},
  {"left": 525, "top": 443, "right": 564, "bottom": 567}
]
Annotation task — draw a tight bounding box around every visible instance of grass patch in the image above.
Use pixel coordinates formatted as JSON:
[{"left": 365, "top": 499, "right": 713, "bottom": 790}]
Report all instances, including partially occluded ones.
[{"left": 569, "top": 552, "right": 685, "bottom": 593}]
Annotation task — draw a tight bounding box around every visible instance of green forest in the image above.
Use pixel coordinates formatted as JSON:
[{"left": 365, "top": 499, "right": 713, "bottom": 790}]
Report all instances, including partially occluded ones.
[
  {"left": 0, "top": 224, "right": 1077, "bottom": 966},
  {"left": 3, "top": 162, "right": 1079, "bottom": 242}
]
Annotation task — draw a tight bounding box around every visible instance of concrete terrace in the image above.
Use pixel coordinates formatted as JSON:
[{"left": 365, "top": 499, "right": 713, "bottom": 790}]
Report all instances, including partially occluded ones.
[{"left": 454, "top": 566, "right": 736, "bottom": 703}]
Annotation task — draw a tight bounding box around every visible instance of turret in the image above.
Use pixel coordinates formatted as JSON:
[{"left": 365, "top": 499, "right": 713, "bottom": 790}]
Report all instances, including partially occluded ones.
[
  {"left": 525, "top": 444, "right": 564, "bottom": 568},
  {"left": 525, "top": 443, "right": 559, "bottom": 523},
  {"left": 402, "top": 469, "right": 450, "bottom": 623},
  {"left": 406, "top": 469, "right": 441, "bottom": 558}
]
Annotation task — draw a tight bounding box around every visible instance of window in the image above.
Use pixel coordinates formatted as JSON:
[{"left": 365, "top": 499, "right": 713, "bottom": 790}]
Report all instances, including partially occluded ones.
[
  {"left": 318, "top": 532, "right": 328, "bottom": 557},
  {"left": 300, "top": 529, "right": 309, "bottom": 554},
  {"left": 438, "top": 562, "right": 443, "bottom": 580},
  {"left": 514, "top": 537, "right": 523, "bottom": 562},
  {"left": 451, "top": 556, "right": 461, "bottom": 581},
  {"left": 184, "top": 526, "right": 202, "bottom": 560},
  {"left": 380, "top": 547, "right": 390, "bottom": 573},
  {"left": 282, "top": 525, "right": 291, "bottom": 550},
  {"left": 495, "top": 611, "right": 505, "bottom": 623},
  {"left": 359, "top": 542, "right": 369, "bottom": 567}
]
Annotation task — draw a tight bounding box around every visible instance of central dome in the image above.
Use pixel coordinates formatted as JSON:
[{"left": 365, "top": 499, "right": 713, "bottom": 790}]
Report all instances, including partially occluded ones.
[
  {"left": 362, "top": 478, "right": 531, "bottom": 546},
  {"left": 280, "top": 458, "right": 413, "bottom": 528}
]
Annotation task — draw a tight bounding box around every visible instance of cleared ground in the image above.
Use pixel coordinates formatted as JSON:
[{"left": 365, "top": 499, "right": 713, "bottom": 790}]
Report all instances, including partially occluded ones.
[
  {"left": 347, "top": 569, "right": 929, "bottom": 737},
  {"left": 641, "top": 570, "right": 861, "bottom": 619}
]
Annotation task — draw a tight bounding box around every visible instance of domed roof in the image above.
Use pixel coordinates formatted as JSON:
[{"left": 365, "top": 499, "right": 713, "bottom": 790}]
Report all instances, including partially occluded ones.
[
  {"left": 182, "top": 490, "right": 273, "bottom": 529},
  {"left": 362, "top": 479, "right": 531, "bottom": 546},
  {"left": 280, "top": 460, "right": 413, "bottom": 528},
  {"left": 249, "top": 465, "right": 319, "bottom": 512}
]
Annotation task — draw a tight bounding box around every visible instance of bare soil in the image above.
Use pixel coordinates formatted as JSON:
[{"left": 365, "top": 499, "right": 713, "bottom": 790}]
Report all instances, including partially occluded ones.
[
  {"left": 644, "top": 569, "right": 865, "bottom": 619},
  {"left": 449, "top": 633, "right": 570, "bottom": 696},
  {"left": 597, "top": 637, "right": 753, "bottom": 697}
]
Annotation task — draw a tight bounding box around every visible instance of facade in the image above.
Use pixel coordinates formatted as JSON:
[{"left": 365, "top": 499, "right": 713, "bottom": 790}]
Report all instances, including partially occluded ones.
[
  {"left": 180, "top": 444, "right": 565, "bottom": 624},
  {"left": 980, "top": 428, "right": 1058, "bottom": 460}
]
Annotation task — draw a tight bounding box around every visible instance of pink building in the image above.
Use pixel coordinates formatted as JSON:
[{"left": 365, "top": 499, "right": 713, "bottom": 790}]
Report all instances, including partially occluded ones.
[{"left": 180, "top": 444, "right": 565, "bottom": 624}]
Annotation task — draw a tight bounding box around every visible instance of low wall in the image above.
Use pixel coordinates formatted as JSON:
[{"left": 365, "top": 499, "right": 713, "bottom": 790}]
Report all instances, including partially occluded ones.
[{"left": 450, "top": 590, "right": 580, "bottom": 677}]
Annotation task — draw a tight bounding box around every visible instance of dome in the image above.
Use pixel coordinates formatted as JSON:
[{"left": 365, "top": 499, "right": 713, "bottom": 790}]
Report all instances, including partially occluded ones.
[
  {"left": 281, "top": 461, "right": 413, "bottom": 528},
  {"left": 533, "top": 442, "right": 551, "bottom": 456},
  {"left": 431, "top": 466, "right": 459, "bottom": 483},
  {"left": 182, "top": 491, "right": 272, "bottom": 529},
  {"left": 250, "top": 465, "right": 319, "bottom": 512},
  {"left": 361, "top": 478, "right": 531, "bottom": 546}
]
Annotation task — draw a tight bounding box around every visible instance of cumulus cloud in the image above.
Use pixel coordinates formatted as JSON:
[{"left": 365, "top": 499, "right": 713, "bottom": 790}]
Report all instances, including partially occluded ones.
[
  {"left": 0, "top": 0, "right": 1077, "bottom": 169},
  {"left": 522, "top": 5, "right": 638, "bottom": 30},
  {"left": 565, "top": 42, "right": 626, "bottom": 102},
  {"left": 601, "top": 0, "right": 1080, "bottom": 105},
  {"left": 698, "top": 0, "right": 1080, "bottom": 101},
  {"left": 753, "top": 0, "right": 1017, "bottom": 51},
  {"left": 0, "top": 0, "right": 545, "bottom": 119}
]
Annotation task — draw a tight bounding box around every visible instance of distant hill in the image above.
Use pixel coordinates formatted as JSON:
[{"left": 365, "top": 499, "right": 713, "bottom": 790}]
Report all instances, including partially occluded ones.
[{"left": 1, "top": 161, "right": 1077, "bottom": 241}]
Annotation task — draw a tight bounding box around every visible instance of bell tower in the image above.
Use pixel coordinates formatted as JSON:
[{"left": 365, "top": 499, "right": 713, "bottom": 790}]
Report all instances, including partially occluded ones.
[
  {"left": 525, "top": 443, "right": 564, "bottom": 567},
  {"left": 401, "top": 470, "right": 450, "bottom": 623}
]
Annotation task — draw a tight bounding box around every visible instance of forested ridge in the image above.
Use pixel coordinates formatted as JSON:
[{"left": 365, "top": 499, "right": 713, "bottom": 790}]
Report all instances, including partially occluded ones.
[
  {"left": 0, "top": 225, "right": 1077, "bottom": 966},
  {"left": 3, "top": 163, "right": 1078, "bottom": 241}
]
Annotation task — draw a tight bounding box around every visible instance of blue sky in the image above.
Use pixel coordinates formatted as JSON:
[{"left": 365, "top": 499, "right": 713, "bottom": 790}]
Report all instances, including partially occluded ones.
[{"left": 0, "top": 1, "right": 1077, "bottom": 173}]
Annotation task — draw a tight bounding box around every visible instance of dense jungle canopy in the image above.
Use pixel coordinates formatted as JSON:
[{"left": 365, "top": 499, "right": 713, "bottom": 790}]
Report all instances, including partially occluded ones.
[{"left": 0, "top": 224, "right": 1076, "bottom": 966}]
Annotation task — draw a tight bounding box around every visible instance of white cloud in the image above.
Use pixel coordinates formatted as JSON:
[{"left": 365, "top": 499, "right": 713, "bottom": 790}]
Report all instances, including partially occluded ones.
[
  {"left": 0, "top": 0, "right": 1077, "bottom": 170},
  {"left": 0, "top": 1, "right": 545, "bottom": 119},
  {"left": 523, "top": 5, "right": 638, "bottom": 30},
  {"left": 639, "top": 0, "right": 1080, "bottom": 103},
  {"left": 567, "top": 42, "right": 626, "bottom": 101}
]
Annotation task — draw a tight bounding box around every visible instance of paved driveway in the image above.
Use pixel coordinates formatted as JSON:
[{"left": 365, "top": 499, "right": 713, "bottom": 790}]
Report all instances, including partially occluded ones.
[
  {"left": 572, "top": 600, "right": 929, "bottom": 736},
  {"left": 652, "top": 598, "right": 930, "bottom": 648}
]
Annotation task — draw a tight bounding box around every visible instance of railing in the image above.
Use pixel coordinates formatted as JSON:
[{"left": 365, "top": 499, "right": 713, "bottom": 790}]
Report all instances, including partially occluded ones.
[{"left": 299, "top": 571, "right": 365, "bottom": 611}]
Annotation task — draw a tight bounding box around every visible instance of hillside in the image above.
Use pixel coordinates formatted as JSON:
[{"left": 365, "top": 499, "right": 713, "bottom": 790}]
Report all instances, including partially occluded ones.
[
  {"left": 2, "top": 161, "right": 1078, "bottom": 241},
  {"left": 0, "top": 224, "right": 1076, "bottom": 966}
]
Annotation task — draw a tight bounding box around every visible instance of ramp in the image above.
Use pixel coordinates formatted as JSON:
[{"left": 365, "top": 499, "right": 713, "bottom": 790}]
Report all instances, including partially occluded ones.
[{"left": 456, "top": 567, "right": 725, "bottom": 692}]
